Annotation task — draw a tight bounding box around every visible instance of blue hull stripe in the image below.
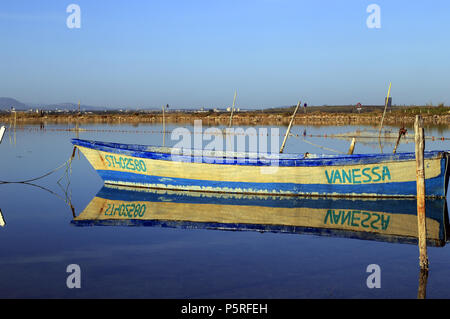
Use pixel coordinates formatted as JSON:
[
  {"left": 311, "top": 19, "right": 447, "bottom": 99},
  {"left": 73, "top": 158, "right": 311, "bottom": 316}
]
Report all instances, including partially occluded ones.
[{"left": 97, "top": 169, "right": 447, "bottom": 197}]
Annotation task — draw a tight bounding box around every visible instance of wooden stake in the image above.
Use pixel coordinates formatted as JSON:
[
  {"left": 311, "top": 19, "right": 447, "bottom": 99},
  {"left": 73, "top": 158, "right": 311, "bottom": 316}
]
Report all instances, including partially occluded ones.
[
  {"left": 393, "top": 135, "right": 401, "bottom": 154},
  {"left": 280, "top": 101, "right": 300, "bottom": 154},
  {"left": 414, "top": 115, "right": 428, "bottom": 270},
  {"left": 13, "top": 110, "right": 16, "bottom": 145},
  {"left": 0, "top": 208, "right": 5, "bottom": 227},
  {"left": 228, "top": 91, "right": 237, "bottom": 128},
  {"left": 0, "top": 126, "right": 5, "bottom": 144},
  {"left": 417, "top": 268, "right": 428, "bottom": 299},
  {"left": 347, "top": 138, "right": 356, "bottom": 155},
  {"left": 162, "top": 105, "right": 166, "bottom": 146},
  {"left": 378, "top": 82, "right": 392, "bottom": 137}
]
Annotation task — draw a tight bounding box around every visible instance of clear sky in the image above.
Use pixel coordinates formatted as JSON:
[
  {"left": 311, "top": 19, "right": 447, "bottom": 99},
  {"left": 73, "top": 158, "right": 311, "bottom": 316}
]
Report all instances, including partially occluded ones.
[{"left": 0, "top": 0, "right": 449, "bottom": 108}]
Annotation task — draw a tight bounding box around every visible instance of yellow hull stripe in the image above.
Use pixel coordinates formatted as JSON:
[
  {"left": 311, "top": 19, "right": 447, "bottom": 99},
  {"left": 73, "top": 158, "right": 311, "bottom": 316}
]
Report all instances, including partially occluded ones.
[{"left": 76, "top": 146, "right": 442, "bottom": 185}]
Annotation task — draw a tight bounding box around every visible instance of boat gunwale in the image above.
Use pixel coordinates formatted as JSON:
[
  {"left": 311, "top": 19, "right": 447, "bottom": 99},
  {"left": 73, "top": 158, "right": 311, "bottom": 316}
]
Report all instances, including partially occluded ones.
[{"left": 71, "top": 138, "right": 449, "bottom": 167}]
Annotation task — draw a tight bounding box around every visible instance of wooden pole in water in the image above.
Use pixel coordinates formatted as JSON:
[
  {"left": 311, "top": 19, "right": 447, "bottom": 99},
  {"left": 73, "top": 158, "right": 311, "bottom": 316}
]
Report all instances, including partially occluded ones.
[
  {"left": 347, "top": 138, "right": 356, "bottom": 155},
  {"left": 280, "top": 101, "right": 300, "bottom": 154},
  {"left": 378, "top": 82, "right": 392, "bottom": 137},
  {"left": 162, "top": 105, "right": 166, "bottom": 146},
  {"left": 13, "top": 110, "right": 16, "bottom": 145},
  {"left": 414, "top": 115, "right": 428, "bottom": 270},
  {"left": 417, "top": 268, "right": 428, "bottom": 299},
  {"left": 0, "top": 126, "right": 5, "bottom": 144},
  {"left": 0, "top": 208, "right": 5, "bottom": 227},
  {"left": 228, "top": 91, "right": 237, "bottom": 128}
]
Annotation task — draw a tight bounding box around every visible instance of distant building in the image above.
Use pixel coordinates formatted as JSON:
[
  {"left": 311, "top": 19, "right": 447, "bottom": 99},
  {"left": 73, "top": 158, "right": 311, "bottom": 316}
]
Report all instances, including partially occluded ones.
[
  {"left": 195, "top": 107, "right": 208, "bottom": 113},
  {"left": 356, "top": 102, "right": 362, "bottom": 113}
]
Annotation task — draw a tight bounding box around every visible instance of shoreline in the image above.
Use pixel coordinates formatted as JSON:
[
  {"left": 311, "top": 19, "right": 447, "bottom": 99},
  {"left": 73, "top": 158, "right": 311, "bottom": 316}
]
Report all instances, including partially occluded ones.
[{"left": 1, "top": 111, "right": 449, "bottom": 127}]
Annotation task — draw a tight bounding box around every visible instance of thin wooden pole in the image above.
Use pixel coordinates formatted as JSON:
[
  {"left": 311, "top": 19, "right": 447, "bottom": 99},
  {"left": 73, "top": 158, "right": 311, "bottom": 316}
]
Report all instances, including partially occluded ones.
[
  {"left": 13, "top": 110, "right": 16, "bottom": 145},
  {"left": 414, "top": 115, "right": 428, "bottom": 270},
  {"left": 347, "top": 138, "right": 356, "bottom": 155},
  {"left": 162, "top": 105, "right": 166, "bottom": 146},
  {"left": 279, "top": 101, "right": 300, "bottom": 154},
  {"left": 378, "top": 82, "right": 392, "bottom": 137},
  {"left": 228, "top": 91, "right": 237, "bottom": 128}
]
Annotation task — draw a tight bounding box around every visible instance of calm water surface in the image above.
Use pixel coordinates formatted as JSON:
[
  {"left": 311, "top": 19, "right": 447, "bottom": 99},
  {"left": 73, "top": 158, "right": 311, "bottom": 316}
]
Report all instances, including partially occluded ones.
[{"left": 0, "top": 122, "right": 449, "bottom": 298}]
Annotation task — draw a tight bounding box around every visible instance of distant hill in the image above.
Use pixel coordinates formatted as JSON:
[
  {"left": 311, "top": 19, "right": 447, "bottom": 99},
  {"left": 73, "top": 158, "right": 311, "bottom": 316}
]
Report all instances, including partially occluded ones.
[
  {"left": 0, "top": 98, "right": 109, "bottom": 111},
  {"left": 0, "top": 97, "right": 26, "bottom": 110},
  {"left": 37, "top": 102, "right": 108, "bottom": 112}
]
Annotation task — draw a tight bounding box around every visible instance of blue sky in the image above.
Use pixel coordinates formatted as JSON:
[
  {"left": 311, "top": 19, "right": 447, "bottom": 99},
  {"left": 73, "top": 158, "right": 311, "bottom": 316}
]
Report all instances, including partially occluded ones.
[{"left": 0, "top": 0, "right": 449, "bottom": 108}]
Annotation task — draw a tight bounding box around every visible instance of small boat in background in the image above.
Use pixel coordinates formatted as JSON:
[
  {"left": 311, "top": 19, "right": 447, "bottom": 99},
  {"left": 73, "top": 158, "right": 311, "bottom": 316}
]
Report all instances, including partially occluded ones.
[
  {"left": 72, "top": 185, "right": 449, "bottom": 247},
  {"left": 71, "top": 138, "right": 449, "bottom": 198}
]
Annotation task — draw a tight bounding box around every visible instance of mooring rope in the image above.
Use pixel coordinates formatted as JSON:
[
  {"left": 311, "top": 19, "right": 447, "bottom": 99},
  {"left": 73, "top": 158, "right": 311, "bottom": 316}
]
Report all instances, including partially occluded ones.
[
  {"left": 16, "top": 181, "right": 76, "bottom": 217},
  {"left": 0, "top": 147, "right": 77, "bottom": 216},
  {"left": 300, "top": 138, "right": 345, "bottom": 154},
  {"left": 6, "top": 126, "right": 450, "bottom": 141},
  {"left": 0, "top": 147, "right": 76, "bottom": 185}
]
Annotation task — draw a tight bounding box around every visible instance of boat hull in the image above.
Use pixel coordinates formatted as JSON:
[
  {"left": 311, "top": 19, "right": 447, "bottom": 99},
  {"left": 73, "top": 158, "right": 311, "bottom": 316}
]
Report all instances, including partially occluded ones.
[{"left": 72, "top": 139, "right": 449, "bottom": 198}]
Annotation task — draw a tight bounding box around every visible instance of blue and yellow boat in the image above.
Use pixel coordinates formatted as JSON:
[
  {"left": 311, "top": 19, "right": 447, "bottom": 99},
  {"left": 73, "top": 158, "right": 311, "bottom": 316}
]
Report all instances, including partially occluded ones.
[
  {"left": 71, "top": 138, "right": 449, "bottom": 198},
  {"left": 72, "top": 185, "right": 449, "bottom": 246}
]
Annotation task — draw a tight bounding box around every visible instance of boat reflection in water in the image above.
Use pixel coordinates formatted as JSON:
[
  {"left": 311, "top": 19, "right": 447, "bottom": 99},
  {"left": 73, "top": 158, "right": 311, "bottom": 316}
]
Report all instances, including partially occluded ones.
[{"left": 73, "top": 185, "right": 449, "bottom": 247}]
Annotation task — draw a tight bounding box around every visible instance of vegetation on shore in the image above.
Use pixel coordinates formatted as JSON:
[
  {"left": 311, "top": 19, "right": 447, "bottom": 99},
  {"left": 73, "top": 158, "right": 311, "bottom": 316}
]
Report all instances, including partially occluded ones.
[{"left": 1, "top": 105, "right": 449, "bottom": 127}]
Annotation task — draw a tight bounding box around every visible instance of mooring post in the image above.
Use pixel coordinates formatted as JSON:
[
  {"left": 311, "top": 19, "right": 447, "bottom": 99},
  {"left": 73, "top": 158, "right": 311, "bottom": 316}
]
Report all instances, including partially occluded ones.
[
  {"left": 414, "top": 115, "right": 428, "bottom": 270},
  {"left": 417, "top": 268, "right": 428, "bottom": 299}
]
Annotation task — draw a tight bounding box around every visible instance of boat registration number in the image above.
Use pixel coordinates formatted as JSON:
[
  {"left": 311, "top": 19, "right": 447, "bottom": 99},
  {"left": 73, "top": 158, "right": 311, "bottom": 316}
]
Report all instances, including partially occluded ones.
[{"left": 104, "top": 155, "right": 147, "bottom": 172}]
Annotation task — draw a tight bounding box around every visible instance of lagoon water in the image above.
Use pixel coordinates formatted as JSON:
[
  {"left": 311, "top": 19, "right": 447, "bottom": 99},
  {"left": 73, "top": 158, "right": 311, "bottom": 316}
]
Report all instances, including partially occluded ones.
[{"left": 0, "top": 122, "right": 449, "bottom": 298}]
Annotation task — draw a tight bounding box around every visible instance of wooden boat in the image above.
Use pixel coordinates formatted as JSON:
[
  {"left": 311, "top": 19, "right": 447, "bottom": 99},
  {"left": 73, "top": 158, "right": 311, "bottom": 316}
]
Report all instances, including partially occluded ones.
[
  {"left": 72, "top": 185, "right": 449, "bottom": 247},
  {"left": 71, "top": 138, "right": 450, "bottom": 198}
]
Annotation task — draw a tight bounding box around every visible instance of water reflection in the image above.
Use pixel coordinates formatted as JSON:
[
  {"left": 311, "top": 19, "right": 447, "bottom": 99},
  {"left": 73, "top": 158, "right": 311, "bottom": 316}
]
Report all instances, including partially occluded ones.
[
  {"left": 73, "top": 185, "right": 449, "bottom": 247},
  {"left": 73, "top": 186, "right": 449, "bottom": 298}
]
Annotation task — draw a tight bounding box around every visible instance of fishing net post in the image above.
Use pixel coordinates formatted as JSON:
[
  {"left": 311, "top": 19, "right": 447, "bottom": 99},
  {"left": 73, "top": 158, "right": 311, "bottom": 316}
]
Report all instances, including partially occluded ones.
[{"left": 414, "top": 115, "right": 428, "bottom": 271}]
